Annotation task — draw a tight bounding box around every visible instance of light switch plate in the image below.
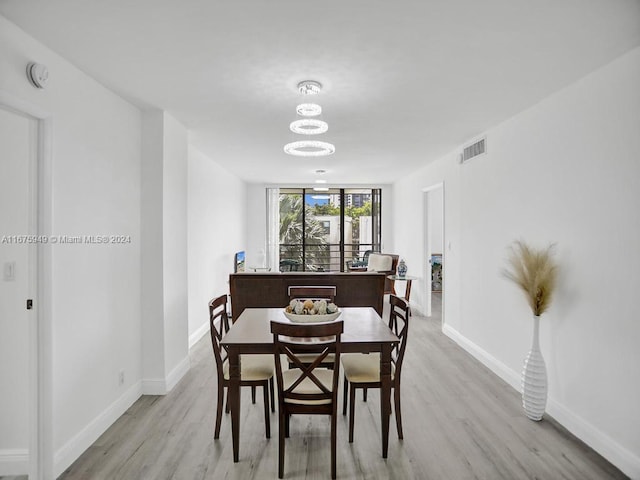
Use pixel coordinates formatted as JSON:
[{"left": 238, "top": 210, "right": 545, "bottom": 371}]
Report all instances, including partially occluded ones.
[{"left": 3, "top": 261, "right": 16, "bottom": 281}]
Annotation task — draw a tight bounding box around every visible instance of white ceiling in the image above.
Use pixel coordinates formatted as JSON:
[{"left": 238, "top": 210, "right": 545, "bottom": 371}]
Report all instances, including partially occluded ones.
[{"left": 2, "top": 0, "right": 639, "bottom": 185}]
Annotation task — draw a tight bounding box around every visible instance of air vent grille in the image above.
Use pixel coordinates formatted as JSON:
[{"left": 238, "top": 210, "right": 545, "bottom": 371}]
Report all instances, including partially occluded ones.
[{"left": 461, "top": 137, "right": 486, "bottom": 163}]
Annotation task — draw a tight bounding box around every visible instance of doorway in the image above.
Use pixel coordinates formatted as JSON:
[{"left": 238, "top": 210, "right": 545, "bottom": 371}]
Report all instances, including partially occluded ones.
[
  {"left": 422, "top": 184, "right": 444, "bottom": 318},
  {"left": 0, "top": 105, "right": 36, "bottom": 478},
  {"left": 0, "top": 93, "right": 50, "bottom": 480}
]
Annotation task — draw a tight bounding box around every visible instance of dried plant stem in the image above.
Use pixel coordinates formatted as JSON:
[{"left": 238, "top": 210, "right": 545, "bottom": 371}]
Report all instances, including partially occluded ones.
[{"left": 503, "top": 240, "right": 558, "bottom": 316}]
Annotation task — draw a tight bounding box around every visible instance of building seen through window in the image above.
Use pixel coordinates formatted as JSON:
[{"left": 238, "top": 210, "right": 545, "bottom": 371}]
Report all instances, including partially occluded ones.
[{"left": 278, "top": 188, "right": 381, "bottom": 272}]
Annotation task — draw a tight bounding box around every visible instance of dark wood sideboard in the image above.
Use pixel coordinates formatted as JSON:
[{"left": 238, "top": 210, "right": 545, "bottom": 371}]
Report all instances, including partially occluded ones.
[{"left": 229, "top": 272, "right": 386, "bottom": 319}]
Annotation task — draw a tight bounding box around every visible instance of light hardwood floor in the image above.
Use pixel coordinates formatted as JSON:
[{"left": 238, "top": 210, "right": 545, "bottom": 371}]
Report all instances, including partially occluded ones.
[{"left": 58, "top": 295, "right": 627, "bottom": 479}]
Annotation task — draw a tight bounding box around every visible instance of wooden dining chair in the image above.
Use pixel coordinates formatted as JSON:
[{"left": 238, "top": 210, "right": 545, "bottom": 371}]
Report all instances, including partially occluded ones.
[
  {"left": 287, "top": 285, "right": 338, "bottom": 369},
  {"left": 209, "top": 294, "right": 275, "bottom": 439},
  {"left": 271, "top": 320, "right": 344, "bottom": 479},
  {"left": 288, "top": 285, "right": 336, "bottom": 303},
  {"left": 341, "top": 294, "right": 409, "bottom": 442}
]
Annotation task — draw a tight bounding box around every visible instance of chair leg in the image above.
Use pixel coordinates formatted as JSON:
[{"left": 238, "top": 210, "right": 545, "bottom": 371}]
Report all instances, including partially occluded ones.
[
  {"left": 270, "top": 377, "right": 275, "bottom": 413},
  {"left": 349, "top": 384, "right": 356, "bottom": 443},
  {"left": 285, "top": 413, "right": 290, "bottom": 438},
  {"left": 394, "top": 386, "right": 403, "bottom": 440},
  {"left": 251, "top": 385, "right": 256, "bottom": 404},
  {"left": 263, "top": 382, "right": 271, "bottom": 439},
  {"left": 214, "top": 383, "right": 224, "bottom": 439},
  {"left": 331, "top": 408, "right": 337, "bottom": 479},
  {"left": 225, "top": 387, "right": 230, "bottom": 413},
  {"left": 278, "top": 411, "right": 285, "bottom": 479},
  {"left": 363, "top": 387, "right": 368, "bottom": 402},
  {"left": 342, "top": 377, "right": 348, "bottom": 415}
]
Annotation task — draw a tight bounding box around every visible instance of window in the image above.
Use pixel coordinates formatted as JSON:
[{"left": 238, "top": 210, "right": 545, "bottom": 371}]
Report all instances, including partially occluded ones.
[{"left": 276, "top": 188, "right": 381, "bottom": 272}]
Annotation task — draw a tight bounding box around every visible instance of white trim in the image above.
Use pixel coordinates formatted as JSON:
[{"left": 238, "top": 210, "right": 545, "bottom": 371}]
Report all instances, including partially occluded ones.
[
  {"left": 53, "top": 381, "right": 142, "bottom": 478},
  {"left": 546, "top": 399, "right": 640, "bottom": 479},
  {"left": 423, "top": 191, "right": 432, "bottom": 316},
  {"left": 442, "top": 324, "right": 520, "bottom": 391},
  {"left": 27, "top": 107, "right": 39, "bottom": 480},
  {"left": 38, "top": 114, "right": 54, "bottom": 480},
  {"left": 166, "top": 355, "right": 190, "bottom": 391},
  {"left": 141, "top": 379, "right": 168, "bottom": 395},
  {"left": 442, "top": 324, "right": 640, "bottom": 479},
  {"left": 0, "top": 92, "right": 50, "bottom": 118},
  {"left": 0, "top": 449, "right": 29, "bottom": 476},
  {"left": 421, "top": 182, "right": 444, "bottom": 193},
  {"left": 141, "top": 355, "right": 190, "bottom": 395},
  {"left": 422, "top": 181, "right": 445, "bottom": 322},
  {"left": 189, "top": 321, "right": 210, "bottom": 348}
]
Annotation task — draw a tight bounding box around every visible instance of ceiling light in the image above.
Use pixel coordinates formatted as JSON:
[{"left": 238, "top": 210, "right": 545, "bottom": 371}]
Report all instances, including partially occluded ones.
[
  {"left": 298, "top": 80, "right": 322, "bottom": 95},
  {"left": 297, "top": 103, "right": 322, "bottom": 116},
  {"left": 289, "top": 119, "right": 328, "bottom": 135},
  {"left": 284, "top": 80, "right": 335, "bottom": 157},
  {"left": 283, "top": 141, "right": 335, "bottom": 157},
  {"left": 313, "top": 187, "right": 329, "bottom": 191},
  {"left": 315, "top": 179, "right": 327, "bottom": 184}
]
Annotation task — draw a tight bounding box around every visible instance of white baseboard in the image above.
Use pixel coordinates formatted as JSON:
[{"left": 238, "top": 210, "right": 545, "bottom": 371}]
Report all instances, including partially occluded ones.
[
  {"left": 141, "top": 378, "right": 168, "bottom": 395},
  {"left": 442, "top": 324, "right": 520, "bottom": 391},
  {"left": 546, "top": 398, "right": 640, "bottom": 479},
  {"left": 142, "top": 355, "right": 190, "bottom": 395},
  {"left": 189, "top": 321, "right": 210, "bottom": 348},
  {"left": 54, "top": 381, "right": 142, "bottom": 478},
  {"left": 0, "top": 449, "right": 28, "bottom": 476},
  {"left": 442, "top": 323, "right": 640, "bottom": 479},
  {"left": 166, "top": 355, "right": 190, "bottom": 392}
]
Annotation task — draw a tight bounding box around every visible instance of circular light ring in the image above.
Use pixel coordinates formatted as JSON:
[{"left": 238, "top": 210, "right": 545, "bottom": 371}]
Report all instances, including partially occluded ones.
[
  {"left": 296, "top": 103, "right": 322, "bottom": 116},
  {"left": 289, "top": 119, "right": 328, "bottom": 135},
  {"left": 284, "top": 141, "right": 335, "bottom": 157},
  {"left": 298, "top": 80, "right": 322, "bottom": 95}
]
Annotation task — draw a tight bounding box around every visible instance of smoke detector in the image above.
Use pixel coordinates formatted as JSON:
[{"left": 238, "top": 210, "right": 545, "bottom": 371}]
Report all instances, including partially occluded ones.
[{"left": 26, "top": 62, "right": 49, "bottom": 89}]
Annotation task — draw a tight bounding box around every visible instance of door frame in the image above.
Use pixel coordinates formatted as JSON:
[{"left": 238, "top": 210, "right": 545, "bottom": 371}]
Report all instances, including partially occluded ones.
[
  {"left": 0, "top": 90, "right": 54, "bottom": 480},
  {"left": 422, "top": 182, "right": 444, "bottom": 319}
]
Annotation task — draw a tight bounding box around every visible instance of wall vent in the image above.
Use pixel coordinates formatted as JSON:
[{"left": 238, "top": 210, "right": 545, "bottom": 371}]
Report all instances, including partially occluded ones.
[{"left": 461, "top": 137, "right": 486, "bottom": 163}]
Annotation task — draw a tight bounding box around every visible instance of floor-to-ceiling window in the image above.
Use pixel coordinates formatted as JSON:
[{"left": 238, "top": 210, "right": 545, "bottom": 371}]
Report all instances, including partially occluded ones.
[{"left": 278, "top": 188, "right": 381, "bottom": 272}]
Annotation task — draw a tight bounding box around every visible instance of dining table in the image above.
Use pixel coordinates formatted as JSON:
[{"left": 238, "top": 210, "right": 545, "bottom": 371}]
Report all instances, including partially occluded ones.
[{"left": 220, "top": 306, "right": 400, "bottom": 462}]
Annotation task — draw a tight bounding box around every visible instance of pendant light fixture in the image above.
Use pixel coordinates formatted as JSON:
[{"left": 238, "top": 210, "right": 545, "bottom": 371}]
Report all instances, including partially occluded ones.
[{"left": 284, "top": 80, "right": 335, "bottom": 157}]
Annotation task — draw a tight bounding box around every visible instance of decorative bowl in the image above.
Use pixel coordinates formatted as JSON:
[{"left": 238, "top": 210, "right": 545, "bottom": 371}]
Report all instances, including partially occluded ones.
[{"left": 283, "top": 309, "right": 341, "bottom": 323}]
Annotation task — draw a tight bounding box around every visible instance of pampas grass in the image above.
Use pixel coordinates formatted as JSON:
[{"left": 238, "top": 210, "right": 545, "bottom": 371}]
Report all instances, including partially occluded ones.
[{"left": 503, "top": 240, "right": 558, "bottom": 316}]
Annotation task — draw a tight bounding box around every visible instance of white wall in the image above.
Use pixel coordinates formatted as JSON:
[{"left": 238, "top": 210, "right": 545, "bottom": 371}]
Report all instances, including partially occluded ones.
[
  {"left": 187, "top": 146, "right": 246, "bottom": 344},
  {"left": 141, "top": 111, "right": 190, "bottom": 393},
  {"left": 0, "top": 14, "right": 142, "bottom": 477},
  {"left": 393, "top": 47, "right": 640, "bottom": 478},
  {"left": 161, "top": 114, "right": 189, "bottom": 379},
  {"left": 246, "top": 184, "right": 268, "bottom": 270},
  {"left": 141, "top": 111, "right": 165, "bottom": 384}
]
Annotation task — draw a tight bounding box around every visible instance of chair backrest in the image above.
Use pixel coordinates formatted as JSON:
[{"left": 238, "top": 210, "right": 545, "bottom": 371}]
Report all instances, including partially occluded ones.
[
  {"left": 271, "top": 320, "right": 343, "bottom": 405},
  {"left": 367, "top": 253, "right": 399, "bottom": 273},
  {"left": 388, "top": 295, "right": 410, "bottom": 381},
  {"left": 367, "top": 253, "right": 400, "bottom": 293},
  {"left": 288, "top": 285, "right": 336, "bottom": 303},
  {"left": 209, "top": 294, "right": 231, "bottom": 378}
]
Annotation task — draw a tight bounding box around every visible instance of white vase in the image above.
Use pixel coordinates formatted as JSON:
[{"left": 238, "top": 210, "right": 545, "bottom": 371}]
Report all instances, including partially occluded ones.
[{"left": 521, "top": 314, "right": 548, "bottom": 421}]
